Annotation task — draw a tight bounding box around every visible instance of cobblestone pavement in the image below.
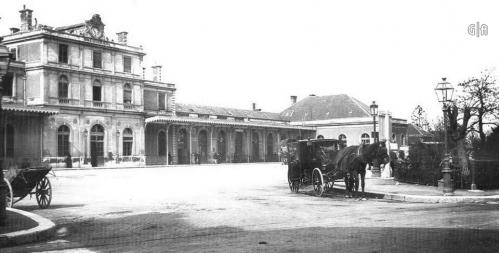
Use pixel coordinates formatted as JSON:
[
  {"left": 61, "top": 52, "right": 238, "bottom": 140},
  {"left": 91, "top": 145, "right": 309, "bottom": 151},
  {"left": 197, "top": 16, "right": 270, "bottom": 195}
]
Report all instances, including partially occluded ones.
[{"left": 3, "top": 163, "right": 499, "bottom": 252}]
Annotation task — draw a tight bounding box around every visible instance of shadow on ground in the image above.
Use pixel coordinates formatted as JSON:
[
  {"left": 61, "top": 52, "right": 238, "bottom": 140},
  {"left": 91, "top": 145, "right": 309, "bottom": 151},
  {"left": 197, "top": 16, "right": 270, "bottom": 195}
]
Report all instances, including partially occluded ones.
[{"left": 3, "top": 211, "right": 499, "bottom": 253}]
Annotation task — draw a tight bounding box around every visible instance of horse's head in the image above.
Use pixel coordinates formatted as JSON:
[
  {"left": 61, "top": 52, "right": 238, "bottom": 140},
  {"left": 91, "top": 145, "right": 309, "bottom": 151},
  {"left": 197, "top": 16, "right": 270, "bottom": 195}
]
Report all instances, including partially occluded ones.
[{"left": 375, "top": 141, "right": 390, "bottom": 165}]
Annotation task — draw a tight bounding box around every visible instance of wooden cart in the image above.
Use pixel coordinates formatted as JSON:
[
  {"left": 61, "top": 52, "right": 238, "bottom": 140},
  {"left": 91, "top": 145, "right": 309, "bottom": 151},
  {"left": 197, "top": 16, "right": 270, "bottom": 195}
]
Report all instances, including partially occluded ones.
[{"left": 3, "top": 166, "right": 53, "bottom": 209}]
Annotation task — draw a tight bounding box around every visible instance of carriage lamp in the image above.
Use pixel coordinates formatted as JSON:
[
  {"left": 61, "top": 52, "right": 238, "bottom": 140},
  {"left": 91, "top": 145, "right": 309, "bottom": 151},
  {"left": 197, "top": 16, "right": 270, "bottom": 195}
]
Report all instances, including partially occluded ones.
[
  {"left": 370, "top": 101, "right": 378, "bottom": 143},
  {"left": 0, "top": 42, "right": 13, "bottom": 225},
  {"left": 434, "top": 77, "right": 455, "bottom": 194}
]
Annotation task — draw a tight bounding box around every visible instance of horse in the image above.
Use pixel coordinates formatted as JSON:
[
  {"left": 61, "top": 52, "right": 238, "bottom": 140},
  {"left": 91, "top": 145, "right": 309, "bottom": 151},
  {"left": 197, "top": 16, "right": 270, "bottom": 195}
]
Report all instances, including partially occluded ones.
[{"left": 333, "top": 141, "right": 390, "bottom": 198}]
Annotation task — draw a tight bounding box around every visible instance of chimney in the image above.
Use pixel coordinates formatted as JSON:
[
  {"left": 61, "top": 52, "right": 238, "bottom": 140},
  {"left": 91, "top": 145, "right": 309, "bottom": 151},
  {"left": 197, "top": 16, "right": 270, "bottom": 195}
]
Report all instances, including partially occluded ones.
[
  {"left": 252, "top": 103, "right": 256, "bottom": 111},
  {"left": 152, "top": 65, "right": 162, "bottom": 82},
  {"left": 10, "top": 27, "right": 20, "bottom": 34},
  {"left": 290, "top": 95, "right": 297, "bottom": 105},
  {"left": 19, "top": 5, "right": 33, "bottom": 32},
  {"left": 116, "top": 31, "right": 128, "bottom": 45}
]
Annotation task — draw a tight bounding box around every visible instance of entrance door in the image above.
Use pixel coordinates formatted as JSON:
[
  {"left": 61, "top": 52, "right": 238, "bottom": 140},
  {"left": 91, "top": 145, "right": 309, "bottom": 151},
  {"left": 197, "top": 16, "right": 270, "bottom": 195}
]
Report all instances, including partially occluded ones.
[
  {"left": 234, "top": 132, "right": 243, "bottom": 162},
  {"left": 252, "top": 132, "right": 259, "bottom": 162},
  {"left": 217, "top": 130, "right": 227, "bottom": 163},
  {"left": 198, "top": 130, "right": 208, "bottom": 163},
  {"left": 90, "top": 124, "right": 104, "bottom": 167},
  {"left": 177, "top": 129, "right": 189, "bottom": 164}
]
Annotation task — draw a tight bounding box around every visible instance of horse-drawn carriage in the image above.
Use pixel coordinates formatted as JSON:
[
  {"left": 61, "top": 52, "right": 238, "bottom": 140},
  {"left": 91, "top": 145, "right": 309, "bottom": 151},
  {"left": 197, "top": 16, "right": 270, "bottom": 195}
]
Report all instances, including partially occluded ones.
[
  {"left": 3, "top": 165, "right": 53, "bottom": 209},
  {"left": 287, "top": 138, "right": 389, "bottom": 197}
]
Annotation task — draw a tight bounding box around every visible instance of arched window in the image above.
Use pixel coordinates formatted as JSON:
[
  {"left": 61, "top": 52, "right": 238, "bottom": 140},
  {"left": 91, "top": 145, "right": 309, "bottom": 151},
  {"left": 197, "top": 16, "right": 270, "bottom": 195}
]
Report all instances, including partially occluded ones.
[
  {"left": 58, "top": 75, "right": 69, "bottom": 98},
  {"left": 158, "top": 131, "right": 166, "bottom": 156},
  {"left": 57, "top": 125, "right": 70, "bottom": 156},
  {"left": 338, "top": 134, "right": 347, "bottom": 147},
  {"left": 93, "top": 79, "right": 102, "bottom": 101},
  {"left": 90, "top": 124, "right": 105, "bottom": 158},
  {"left": 123, "top": 83, "right": 132, "bottom": 104},
  {"left": 361, "top": 133, "right": 370, "bottom": 144},
  {"left": 317, "top": 135, "right": 324, "bottom": 139},
  {"left": 123, "top": 128, "right": 133, "bottom": 156},
  {"left": 392, "top": 133, "right": 397, "bottom": 142}
]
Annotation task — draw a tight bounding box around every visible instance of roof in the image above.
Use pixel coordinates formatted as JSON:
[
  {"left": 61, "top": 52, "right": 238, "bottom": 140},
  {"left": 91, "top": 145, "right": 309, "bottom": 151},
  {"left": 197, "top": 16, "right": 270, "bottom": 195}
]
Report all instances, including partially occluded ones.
[
  {"left": 1, "top": 103, "right": 59, "bottom": 114},
  {"left": 145, "top": 116, "right": 315, "bottom": 130},
  {"left": 175, "top": 103, "right": 284, "bottom": 121},
  {"left": 280, "top": 94, "right": 371, "bottom": 121},
  {"left": 407, "top": 124, "right": 433, "bottom": 137}
]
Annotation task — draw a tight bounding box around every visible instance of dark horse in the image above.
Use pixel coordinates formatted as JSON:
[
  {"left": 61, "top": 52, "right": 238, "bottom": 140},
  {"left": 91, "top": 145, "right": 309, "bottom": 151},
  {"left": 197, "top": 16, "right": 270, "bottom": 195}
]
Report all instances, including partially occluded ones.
[{"left": 333, "top": 141, "right": 389, "bottom": 198}]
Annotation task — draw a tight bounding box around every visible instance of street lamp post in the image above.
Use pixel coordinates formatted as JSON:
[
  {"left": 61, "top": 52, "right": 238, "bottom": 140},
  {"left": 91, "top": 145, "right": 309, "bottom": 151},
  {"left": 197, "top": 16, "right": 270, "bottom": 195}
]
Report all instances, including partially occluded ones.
[
  {"left": 434, "top": 77, "right": 455, "bottom": 195},
  {"left": 0, "top": 42, "right": 13, "bottom": 225},
  {"left": 370, "top": 101, "right": 379, "bottom": 143},
  {"left": 369, "top": 101, "right": 380, "bottom": 177}
]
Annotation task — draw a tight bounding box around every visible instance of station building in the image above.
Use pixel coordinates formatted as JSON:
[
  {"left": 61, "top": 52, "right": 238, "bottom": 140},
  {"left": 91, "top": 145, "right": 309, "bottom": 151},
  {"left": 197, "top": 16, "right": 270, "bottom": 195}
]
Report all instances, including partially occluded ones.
[{"left": 0, "top": 6, "right": 313, "bottom": 168}]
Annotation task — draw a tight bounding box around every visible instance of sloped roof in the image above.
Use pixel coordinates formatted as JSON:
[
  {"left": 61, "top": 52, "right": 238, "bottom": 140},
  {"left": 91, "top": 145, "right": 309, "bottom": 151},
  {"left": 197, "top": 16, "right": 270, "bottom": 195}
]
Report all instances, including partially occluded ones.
[
  {"left": 280, "top": 94, "right": 371, "bottom": 121},
  {"left": 175, "top": 103, "right": 284, "bottom": 121},
  {"left": 1, "top": 103, "right": 59, "bottom": 114},
  {"left": 407, "top": 124, "right": 433, "bottom": 137}
]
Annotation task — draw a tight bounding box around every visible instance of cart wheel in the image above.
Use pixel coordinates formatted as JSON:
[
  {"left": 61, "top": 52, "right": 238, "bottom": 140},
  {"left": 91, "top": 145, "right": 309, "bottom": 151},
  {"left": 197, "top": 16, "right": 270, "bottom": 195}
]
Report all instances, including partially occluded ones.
[
  {"left": 287, "top": 168, "right": 300, "bottom": 193},
  {"left": 3, "top": 178, "right": 13, "bottom": 208},
  {"left": 312, "top": 168, "right": 325, "bottom": 197},
  {"left": 36, "top": 176, "right": 52, "bottom": 209}
]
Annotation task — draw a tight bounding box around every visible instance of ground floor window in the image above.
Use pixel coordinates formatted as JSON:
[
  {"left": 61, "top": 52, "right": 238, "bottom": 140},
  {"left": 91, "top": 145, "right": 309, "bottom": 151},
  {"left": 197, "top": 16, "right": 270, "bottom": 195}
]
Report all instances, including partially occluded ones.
[
  {"left": 361, "top": 133, "right": 370, "bottom": 145},
  {"left": 57, "top": 125, "right": 70, "bottom": 156},
  {"left": 123, "top": 128, "right": 133, "bottom": 156}
]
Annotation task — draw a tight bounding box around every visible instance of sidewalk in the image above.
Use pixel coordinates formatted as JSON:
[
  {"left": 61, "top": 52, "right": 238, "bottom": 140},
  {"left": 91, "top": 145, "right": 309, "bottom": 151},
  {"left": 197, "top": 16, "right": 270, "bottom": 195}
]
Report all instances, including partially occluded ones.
[
  {"left": 334, "top": 177, "right": 499, "bottom": 203},
  {"left": 0, "top": 208, "right": 56, "bottom": 247}
]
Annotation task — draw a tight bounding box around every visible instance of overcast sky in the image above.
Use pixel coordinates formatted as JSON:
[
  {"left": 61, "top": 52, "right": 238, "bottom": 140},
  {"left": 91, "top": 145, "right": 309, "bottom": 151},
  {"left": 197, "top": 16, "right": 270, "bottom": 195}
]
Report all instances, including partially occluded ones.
[{"left": 1, "top": 0, "right": 498, "bottom": 121}]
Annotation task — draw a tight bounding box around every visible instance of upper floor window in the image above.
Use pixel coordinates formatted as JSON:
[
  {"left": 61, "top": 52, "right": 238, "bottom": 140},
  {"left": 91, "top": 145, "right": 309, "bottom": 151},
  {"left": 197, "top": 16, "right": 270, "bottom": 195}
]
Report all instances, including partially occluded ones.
[
  {"left": 1, "top": 73, "right": 13, "bottom": 97},
  {"left": 59, "top": 44, "right": 68, "bottom": 63},
  {"left": 58, "top": 75, "right": 69, "bottom": 98},
  {"left": 10, "top": 48, "right": 17, "bottom": 61},
  {"left": 93, "top": 51, "right": 102, "bottom": 69},
  {"left": 361, "top": 133, "right": 370, "bottom": 145},
  {"left": 93, "top": 80, "right": 102, "bottom": 101},
  {"left": 124, "top": 83, "right": 132, "bottom": 104},
  {"left": 123, "top": 56, "right": 132, "bottom": 73},
  {"left": 158, "top": 92, "right": 166, "bottom": 110}
]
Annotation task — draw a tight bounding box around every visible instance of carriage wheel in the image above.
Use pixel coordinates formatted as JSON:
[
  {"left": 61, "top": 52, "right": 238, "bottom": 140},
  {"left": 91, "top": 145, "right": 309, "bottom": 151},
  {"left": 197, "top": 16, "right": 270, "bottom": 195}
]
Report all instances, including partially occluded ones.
[
  {"left": 287, "top": 168, "right": 300, "bottom": 193},
  {"left": 35, "top": 177, "right": 52, "bottom": 209},
  {"left": 3, "top": 178, "right": 13, "bottom": 208},
  {"left": 312, "top": 168, "right": 325, "bottom": 197}
]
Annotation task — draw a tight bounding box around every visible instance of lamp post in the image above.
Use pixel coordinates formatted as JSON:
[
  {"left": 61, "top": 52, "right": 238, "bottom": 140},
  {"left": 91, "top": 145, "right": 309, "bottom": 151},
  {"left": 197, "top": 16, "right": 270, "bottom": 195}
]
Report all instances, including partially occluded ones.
[
  {"left": 434, "top": 77, "right": 455, "bottom": 194},
  {"left": 0, "top": 42, "right": 13, "bottom": 226},
  {"left": 370, "top": 101, "right": 379, "bottom": 143},
  {"left": 369, "top": 101, "right": 380, "bottom": 177}
]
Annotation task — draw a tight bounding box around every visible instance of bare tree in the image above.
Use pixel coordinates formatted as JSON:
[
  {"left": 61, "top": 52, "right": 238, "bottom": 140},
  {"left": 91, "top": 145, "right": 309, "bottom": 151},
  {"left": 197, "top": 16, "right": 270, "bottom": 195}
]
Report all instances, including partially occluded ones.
[
  {"left": 410, "top": 105, "right": 430, "bottom": 131},
  {"left": 457, "top": 69, "right": 499, "bottom": 147}
]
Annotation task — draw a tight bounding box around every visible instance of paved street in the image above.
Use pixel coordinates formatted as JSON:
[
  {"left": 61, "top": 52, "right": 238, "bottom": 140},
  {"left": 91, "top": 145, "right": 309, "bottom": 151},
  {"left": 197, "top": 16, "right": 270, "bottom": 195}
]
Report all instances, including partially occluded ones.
[{"left": 3, "top": 163, "right": 499, "bottom": 252}]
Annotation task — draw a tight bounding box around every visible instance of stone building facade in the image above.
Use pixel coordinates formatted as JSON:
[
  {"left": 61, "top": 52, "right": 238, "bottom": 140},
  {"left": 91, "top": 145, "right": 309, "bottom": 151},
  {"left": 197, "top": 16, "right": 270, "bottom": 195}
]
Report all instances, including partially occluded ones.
[{"left": 1, "top": 6, "right": 313, "bottom": 168}]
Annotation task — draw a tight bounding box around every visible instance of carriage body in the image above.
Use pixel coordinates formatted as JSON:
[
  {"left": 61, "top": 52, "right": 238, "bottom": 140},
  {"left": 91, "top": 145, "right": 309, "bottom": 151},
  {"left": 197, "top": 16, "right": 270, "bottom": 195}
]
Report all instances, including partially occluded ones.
[
  {"left": 287, "top": 139, "right": 342, "bottom": 193},
  {"left": 3, "top": 165, "right": 53, "bottom": 209}
]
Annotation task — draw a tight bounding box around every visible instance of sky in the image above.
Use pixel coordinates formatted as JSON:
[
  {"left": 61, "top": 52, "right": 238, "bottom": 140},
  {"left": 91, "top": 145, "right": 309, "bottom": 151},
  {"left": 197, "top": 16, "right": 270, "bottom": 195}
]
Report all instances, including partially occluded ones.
[{"left": 1, "top": 0, "right": 499, "bottom": 122}]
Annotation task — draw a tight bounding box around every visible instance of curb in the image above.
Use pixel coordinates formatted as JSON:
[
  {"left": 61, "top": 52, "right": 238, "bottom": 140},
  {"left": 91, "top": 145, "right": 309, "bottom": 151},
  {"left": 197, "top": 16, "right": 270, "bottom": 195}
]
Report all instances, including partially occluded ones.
[
  {"left": 331, "top": 185, "right": 499, "bottom": 203},
  {"left": 0, "top": 208, "right": 56, "bottom": 247},
  {"left": 52, "top": 162, "right": 283, "bottom": 171}
]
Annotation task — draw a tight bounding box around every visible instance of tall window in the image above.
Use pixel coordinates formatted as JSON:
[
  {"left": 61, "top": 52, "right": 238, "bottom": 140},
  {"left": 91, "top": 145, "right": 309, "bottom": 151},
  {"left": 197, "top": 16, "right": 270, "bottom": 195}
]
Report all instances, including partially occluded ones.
[
  {"left": 2, "top": 73, "right": 13, "bottom": 97},
  {"left": 158, "top": 92, "right": 166, "bottom": 110},
  {"left": 58, "top": 75, "right": 69, "bottom": 98},
  {"left": 57, "top": 125, "right": 70, "bottom": 156},
  {"left": 339, "top": 134, "right": 347, "bottom": 147},
  {"left": 401, "top": 134, "right": 406, "bottom": 146},
  {"left": 123, "top": 83, "right": 132, "bottom": 104},
  {"left": 361, "top": 133, "right": 370, "bottom": 144},
  {"left": 158, "top": 131, "right": 166, "bottom": 156},
  {"left": 10, "top": 48, "right": 17, "bottom": 61},
  {"left": 93, "top": 80, "right": 102, "bottom": 101},
  {"left": 122, "top": 128, "right": 133, "bottom": 156},
  {"left": 59, "top": 44, "right": 68, "bottom": 63},
  {"left": 123, "top": 56, "right": 131, "bottom": 73},
  {"left": 93, "top": 51, "right": 102, "bottom": 68}
]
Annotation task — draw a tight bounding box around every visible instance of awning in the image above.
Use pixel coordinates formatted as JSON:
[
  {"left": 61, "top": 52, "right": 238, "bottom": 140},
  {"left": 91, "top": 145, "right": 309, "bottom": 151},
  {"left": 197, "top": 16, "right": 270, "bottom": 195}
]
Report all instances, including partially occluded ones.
[
  {"left": 1, "top": 103, "right": 59, "bottom": 115},
  {"left": 146, "top": 116, "right": 315, "bottom": 130}
]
